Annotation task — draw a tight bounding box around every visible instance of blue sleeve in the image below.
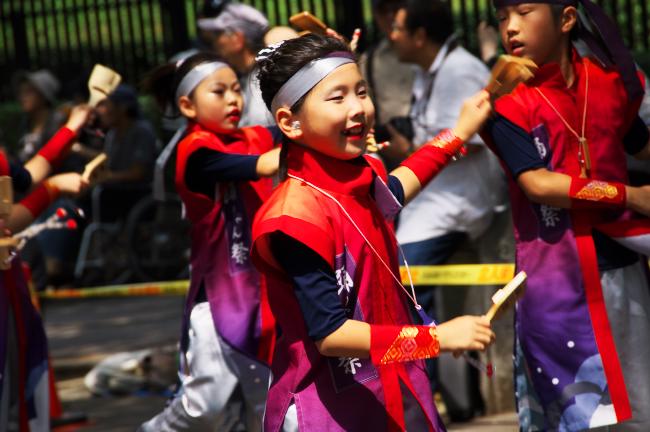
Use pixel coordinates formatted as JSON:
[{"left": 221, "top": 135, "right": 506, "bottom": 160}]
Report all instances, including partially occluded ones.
[
  {"left": 387, "top": 175, "right": 405, "bottom": 206},
  {"left": 485, "top": 114, "right": 546, "bottom": 178},
  {"left": 269, "top": 232, "right": 348, "bottom": 341},
  {"left": 624, "top": 115, "right": 649, "bottom": 155},
  {"left": 9, "top": 161, "right": 32, "bottom": 194},
  {"left": 185, "top": 148, "right": 260, "bottom": 198}
]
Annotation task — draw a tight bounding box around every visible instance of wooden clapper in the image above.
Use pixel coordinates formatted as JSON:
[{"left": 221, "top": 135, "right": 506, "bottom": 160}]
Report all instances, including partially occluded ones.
[
  {"left": 87, "top": 64, "right": 122, "bottom": 107},
  {"left": 485, "top": 271, "right": 527, "bottom": 322},
  {"left": 486, "top": 55, "right": 538, "bottom": 100},
  {"left": 82, "top": 153, "right": 108, "bottom": 185},
  {"left": 0, "top": 177, "right": 18, "bottom": 270}
]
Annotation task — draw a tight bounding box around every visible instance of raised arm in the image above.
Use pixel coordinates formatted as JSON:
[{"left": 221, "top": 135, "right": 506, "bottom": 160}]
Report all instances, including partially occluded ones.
[
  {"left": 390, "top": 90, "right": 492, "bottom": 204},
  {"left": 24, "top": 104, "right": 93, "bottom": 185}
]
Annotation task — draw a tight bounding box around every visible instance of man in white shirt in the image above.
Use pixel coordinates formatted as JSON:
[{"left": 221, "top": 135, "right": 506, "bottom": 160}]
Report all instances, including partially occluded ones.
[{"left": 389, "top": 0, "right": 505, "bottom": 419}]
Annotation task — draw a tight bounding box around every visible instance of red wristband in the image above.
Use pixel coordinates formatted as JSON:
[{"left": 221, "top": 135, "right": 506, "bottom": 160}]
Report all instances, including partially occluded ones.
[
  {"left": 20, "top": 181, "right": 60, "bottom": 218},
  {"left": 400, "top": 129, "right": 464, "bottom": 186},
  {"left": 36, "top": 127, "right": 76, "bottom": 166},
  {"left": 569, "top": 178, "right": 626, "bottom": 209},
  {"left": 370, "top": 324, "right": 440, "bottom": 366}
]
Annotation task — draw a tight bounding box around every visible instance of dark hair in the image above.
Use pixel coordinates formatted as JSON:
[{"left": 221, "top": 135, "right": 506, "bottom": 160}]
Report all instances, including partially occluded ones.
[
  {"left": 374, "top": 0, "right": 406, "bottom": 14},
  {"left": 256, "top": 33, "right": 351, "bottom": 113},
  {"left": 256, "top": 33, "right": 351, "bottom": 179},
  {"left": 108, "top": 84, "right": 141, "bottom": 119},
  {"left": 142, "top": 51, "right": 226, "bottom": 113},
  {"left": 403, "top": 0, "right": 454, "bottom": 44}
]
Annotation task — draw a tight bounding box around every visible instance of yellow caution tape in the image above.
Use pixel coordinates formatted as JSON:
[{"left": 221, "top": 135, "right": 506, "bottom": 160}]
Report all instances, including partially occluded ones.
[
  {"left": 40, "top": 280, "right": 190, "bottom": 299},
  {"left": 400, "top": 264, "right": 515, "bottom": 286},
  {"left": 40, "top": 264, "right": 517, "bottom": 299}
]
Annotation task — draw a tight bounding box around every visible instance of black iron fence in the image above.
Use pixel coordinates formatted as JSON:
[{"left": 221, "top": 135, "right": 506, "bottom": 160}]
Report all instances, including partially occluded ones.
[{"left": 0, "top": 0, "right": 649, "bottom": 100}]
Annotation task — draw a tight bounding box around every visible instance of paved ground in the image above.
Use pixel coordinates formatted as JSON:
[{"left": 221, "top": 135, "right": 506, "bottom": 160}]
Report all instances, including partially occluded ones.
[{"left": 44, "top": 295, "right": 518, "bottom": 431}]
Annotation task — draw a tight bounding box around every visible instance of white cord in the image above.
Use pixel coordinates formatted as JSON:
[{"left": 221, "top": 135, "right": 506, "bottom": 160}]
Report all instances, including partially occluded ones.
[{"left": 287, "top": 174, "right": 421, "bottom": 309}]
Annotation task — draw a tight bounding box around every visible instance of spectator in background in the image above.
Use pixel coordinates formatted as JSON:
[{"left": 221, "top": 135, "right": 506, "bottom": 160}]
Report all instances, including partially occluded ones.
[
  {"left": 92, "top": 84, "right": 158, "bottom": 222},
  {"left": 359, "top": 0, "right": 415, "bottom": 170},
  {"left": 15, "top": 69, "right": 65, "bottom": 162},
  {"left": 197, "top": 2, "right": 275, "bottom": 126},
  {"left": 388, "top": 0, "right": 505, "bottom": 420}
]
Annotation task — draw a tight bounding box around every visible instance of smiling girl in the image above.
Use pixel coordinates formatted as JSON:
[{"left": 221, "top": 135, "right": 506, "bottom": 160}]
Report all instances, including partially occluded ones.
[
  {"left": 252, "top": 34, "right": 495, "bottom": 432},
  {"left": 140, "top": 52, "right": 279, "bottom": 431}
]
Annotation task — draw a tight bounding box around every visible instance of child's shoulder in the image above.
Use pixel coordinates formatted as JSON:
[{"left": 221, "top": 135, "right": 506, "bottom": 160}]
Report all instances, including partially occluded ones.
[
  {"left": 494, "top": 84, "right": 536, "bottom": 132},
  {"left": 256, "top": 178, "right": 330, "bottom": 223}
]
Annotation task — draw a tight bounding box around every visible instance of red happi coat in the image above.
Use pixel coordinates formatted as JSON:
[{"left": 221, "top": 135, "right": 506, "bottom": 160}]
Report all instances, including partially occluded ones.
[
  {"left": 252, "top": 144, "right": 445, "bottom": 432},
  {"left": 175, "top": 122, "right": 276, "bottom": 364},
  {"left": 484, "top": 51, "right": 649, "bottom": 429}
]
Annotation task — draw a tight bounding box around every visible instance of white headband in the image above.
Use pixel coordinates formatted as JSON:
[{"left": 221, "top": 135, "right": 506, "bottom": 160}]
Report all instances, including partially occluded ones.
[
  {"left": 270, "top": 56, "right": 355, "bottom": 114},
  {"left": 175, "top": 61, "right": 229, "bottom": 103}
]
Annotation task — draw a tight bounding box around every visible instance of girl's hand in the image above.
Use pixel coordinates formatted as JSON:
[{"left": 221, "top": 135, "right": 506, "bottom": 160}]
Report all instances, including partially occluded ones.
[
  {"left": 436, "top": 315, "right": 495, "bottom": 352},
  {"left": 65, "top": 104, "right": 94, "bottom": 133},
  {"left": 452, "top": 90, "right": 492, "bottom": 142},
  {"left": 47, "top": 173, "right": 90, "bottom": 196}
]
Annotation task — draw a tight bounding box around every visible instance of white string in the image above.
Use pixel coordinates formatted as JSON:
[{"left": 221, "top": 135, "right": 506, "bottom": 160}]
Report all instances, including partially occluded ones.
[{"left": 287, "top": 173, "right": 422, "bottom": 310}]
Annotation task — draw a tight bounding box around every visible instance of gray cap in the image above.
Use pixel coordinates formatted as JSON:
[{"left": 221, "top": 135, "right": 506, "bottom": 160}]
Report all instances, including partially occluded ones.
[
  {"left": 197, "top": 3, "right": 268, "bottom": 35},
  {"left": 19, "top": 69, "right": 60, "bottom": 104}
]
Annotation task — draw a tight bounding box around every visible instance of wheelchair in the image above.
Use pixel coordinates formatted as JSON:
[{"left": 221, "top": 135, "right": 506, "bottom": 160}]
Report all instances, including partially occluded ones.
[{"left": 73, "top": 183, "right": 190, "bottom": 287}]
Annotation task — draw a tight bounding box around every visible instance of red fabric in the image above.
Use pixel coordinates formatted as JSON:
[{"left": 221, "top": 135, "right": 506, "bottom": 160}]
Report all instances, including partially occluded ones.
[
  {"left": 400, "top": 131, "right": 460, "bottom": 186},
  {"left": 256, "top": 276, "right": 275, "bottom": 364},
  {"left": 4, "top": 270, "right": 30, "bottom": 431},
  {"left": 572, "top": 212, "right": 632, "bottom": 422},
  {"left": 494, "top": 53, "right": 634, "bottom": 184},
  {"left": 175, "top": 122, "right": 274, "bottom": 223},
  {"left": 596, "top": 218, "right": 650, "bottom": 238},
  {"left": 175, "top": 122, "right": 276, "bottom": 364},
  {"left": 0, "top": 150, "right": 9, "bottom": 176},
  {"left": 36, "top": 127, "right": 76, "bottom": 167},
  {"left": 19, "top": 182, "right": 59, "bottom": 218},
  {"left": 252, "top": 144, "right": 440, "bottom": 431},
  {"left": 489, "top": 50, "right": 638, "bottom": 421},
  {"left": 569, "top": 177, "right": 626, "bottom": 209}
]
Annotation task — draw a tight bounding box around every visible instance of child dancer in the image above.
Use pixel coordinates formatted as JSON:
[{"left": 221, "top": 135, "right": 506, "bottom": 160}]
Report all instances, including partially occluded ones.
[
  {"left": 140, "top": 52, "right": 279, "bottom": 431},
  {"left": 252, "top": 34, "right": 495, "bottom": 431},
  {"left": 484, "top": 1, "right": 650, "bottom": 430},
  {"left": 1, "top": 106, "right": 92, "bottom": 431}
]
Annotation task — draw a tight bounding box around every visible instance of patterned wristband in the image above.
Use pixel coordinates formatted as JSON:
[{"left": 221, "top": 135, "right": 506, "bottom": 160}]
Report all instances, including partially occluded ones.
[
  {"left": 370, "top": 325, "right": 440, "bottom": 366},
  {"left": 569, "top": 178, "right": 626, "bottom": 209},
  {"left": 427, "top": 129, "right": 465, "bottom": 156}
]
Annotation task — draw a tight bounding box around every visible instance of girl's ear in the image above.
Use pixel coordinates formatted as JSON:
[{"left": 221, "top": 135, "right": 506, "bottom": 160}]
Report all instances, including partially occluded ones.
[
  {"left": 178, "top": 95, "right": 197, "bottom": 119},
  {"left": 276, "top": 108, "right": 304, "bottom": 141},
  {"left": 561, "top": 6, "right": 578, "bottom": 34}
]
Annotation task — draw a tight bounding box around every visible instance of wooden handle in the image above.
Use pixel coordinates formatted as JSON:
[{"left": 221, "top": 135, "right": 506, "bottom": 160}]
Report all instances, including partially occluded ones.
[
  {"left": 485, "top": 271, "right": 527, "bottom": 322},
  {"left": 82, "top": 153, "right": 108, "bottom": 183},
  {"left": 0, "top": 237, "right": 19, "bottom": 247}
]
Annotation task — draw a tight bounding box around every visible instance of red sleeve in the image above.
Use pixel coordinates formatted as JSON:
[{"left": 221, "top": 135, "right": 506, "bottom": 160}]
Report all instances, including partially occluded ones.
[
  {"left": 252, "top": 181, "right": 336, "bottom": 274},
  {"left": 19, "top": 181, "right": 59, "bottom": 218},
  {"left": 0, "top": 151, "right": 9, "bottom": 176},
  {"left": 36, "top": 127, "right": 76, "bottom": 167}
]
